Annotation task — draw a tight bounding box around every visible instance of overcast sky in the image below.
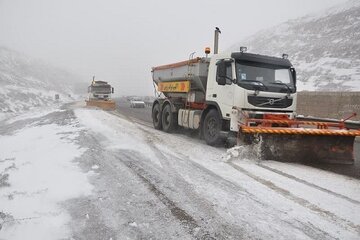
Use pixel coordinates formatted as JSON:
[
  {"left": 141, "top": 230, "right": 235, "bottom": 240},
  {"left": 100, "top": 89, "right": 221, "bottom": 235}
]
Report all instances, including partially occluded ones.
[{"left": 0, "top": 0, "right": 349, "bottom": 96}]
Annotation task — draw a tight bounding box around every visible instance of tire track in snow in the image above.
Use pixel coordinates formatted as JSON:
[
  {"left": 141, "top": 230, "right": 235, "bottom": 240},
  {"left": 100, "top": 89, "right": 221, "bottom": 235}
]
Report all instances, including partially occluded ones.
[
  {"left": 131, "top": 124, "right": 330, "bottom": 239},
  {"left": 227, "top": 161, "right": 360, "bottom": 235},
  {"left": 117, "top": 111, "right": 341, "bottom": 239},
  {"left": 109, "top": 113, "right": 248, "bottom": 239},
  {"left": 116, "top": 154, "right": 199, "bottom": 234},
  {"left": 74, "top": 131, "right": 192, "bottom": 239},
  {"left": 126, "top": 147, "right": 249, "bottom": 239},
  {"left": 144, "top": 140, "right": 342, "bottom": 240},
  {"left": 117, "top": 152, "right": 216, "bottom": 240},
  {"left": 109, "top": 109, "right": 360, "bottom": 238},
  {"left": 257, "top": 163, "right": 360, "bottom": 205}
]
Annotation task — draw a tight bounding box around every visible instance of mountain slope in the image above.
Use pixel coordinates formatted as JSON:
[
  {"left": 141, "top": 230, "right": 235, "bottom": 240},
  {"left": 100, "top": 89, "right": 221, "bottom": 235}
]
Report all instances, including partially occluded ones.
[
  {"left": 232, "top": 0, "right": 360, "bottom": 91},
  {"left": 0, "top": 47, "right": 86, "bottom": 117}
]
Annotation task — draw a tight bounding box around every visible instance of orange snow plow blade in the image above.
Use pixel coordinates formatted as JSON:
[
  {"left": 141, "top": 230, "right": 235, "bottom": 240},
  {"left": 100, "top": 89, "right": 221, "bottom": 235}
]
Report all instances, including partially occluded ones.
[
  {"left": 239, "top": 115, "right": 360, "bottom": 164},
  {"left": 85, "top": 100, "right": 116, "bottom": 111}
]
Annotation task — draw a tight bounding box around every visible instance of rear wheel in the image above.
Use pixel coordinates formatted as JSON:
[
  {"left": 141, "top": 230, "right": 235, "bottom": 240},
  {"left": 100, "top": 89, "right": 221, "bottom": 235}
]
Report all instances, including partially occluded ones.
[
  {"left": 162, "top": 104, "right": 177, "bottom": 133},
  {"left": 152, "top": 103, "right": 162, "bottom": 130},
  {"left": 203, "top": 109, "right": 222, "bottom": 146}
]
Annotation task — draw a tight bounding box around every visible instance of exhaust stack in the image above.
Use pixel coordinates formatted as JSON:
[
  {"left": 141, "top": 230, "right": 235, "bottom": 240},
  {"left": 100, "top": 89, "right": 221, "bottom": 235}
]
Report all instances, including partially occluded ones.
[{"left": 214, "top": 27, "right": 221, "bottom": 54}]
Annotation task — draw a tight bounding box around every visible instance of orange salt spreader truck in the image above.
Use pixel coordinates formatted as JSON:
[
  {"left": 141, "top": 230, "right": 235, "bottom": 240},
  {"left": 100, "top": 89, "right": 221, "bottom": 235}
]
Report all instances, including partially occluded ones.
[{"left": 151, "top": 28, "right": 360, "bottom": 164}]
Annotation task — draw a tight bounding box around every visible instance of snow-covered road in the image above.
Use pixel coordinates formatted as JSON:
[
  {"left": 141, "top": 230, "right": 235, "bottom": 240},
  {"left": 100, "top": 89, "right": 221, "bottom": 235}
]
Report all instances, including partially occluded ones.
[{"left": 1, "top": 103, "right": 360, "bottom": 239}]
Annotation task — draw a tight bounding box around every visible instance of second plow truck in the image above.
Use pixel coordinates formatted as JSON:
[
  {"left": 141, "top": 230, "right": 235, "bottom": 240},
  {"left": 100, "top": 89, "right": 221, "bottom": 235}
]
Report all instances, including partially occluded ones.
[
  {"left": 151, "top": 29, "right": 360, "bottom": 164},
  {"left": 86, "top": 76, "right": 116, "bottom": 111}
]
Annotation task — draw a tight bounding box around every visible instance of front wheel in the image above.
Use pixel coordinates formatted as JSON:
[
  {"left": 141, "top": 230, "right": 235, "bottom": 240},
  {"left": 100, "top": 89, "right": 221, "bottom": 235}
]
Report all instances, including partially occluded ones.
[
  {"left": 203, "top": 109, "right": 223, "bottom": 146},
  {"left": 152, "top": 103, "right": 162, "bottom": 130}
]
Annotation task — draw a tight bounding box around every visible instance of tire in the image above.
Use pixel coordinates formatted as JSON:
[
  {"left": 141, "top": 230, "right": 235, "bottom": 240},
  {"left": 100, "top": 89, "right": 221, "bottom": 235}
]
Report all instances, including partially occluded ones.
[
  {"left": 161, "top": 104, "right": 177, "bottom": 133},
  {"left": 203, "top": 109, "right": 222, "bottom": 146},
  {"left": 225, "top": 131, "right": 238, "bottom": 148},
  {"left": 152, "top": 103, "right": 162, "bottom": 130}
]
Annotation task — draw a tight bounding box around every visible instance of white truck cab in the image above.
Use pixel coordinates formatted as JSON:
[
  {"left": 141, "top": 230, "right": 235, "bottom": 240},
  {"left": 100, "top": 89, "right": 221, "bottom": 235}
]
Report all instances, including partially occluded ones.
[{"left": 206, "top": 51, "right": 297, "bottom": 132}]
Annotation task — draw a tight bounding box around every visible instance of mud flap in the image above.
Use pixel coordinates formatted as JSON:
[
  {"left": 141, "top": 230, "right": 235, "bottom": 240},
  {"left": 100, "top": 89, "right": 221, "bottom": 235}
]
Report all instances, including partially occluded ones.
[{"left": 259, "top": 134, "right": 355, "bottom": 164}]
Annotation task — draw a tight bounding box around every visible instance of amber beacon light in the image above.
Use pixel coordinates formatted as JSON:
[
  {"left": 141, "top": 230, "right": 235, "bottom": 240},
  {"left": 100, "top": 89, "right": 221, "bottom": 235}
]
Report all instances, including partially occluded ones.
[{"left": 205, "top": 47, "right": 211, "bottom": 58}]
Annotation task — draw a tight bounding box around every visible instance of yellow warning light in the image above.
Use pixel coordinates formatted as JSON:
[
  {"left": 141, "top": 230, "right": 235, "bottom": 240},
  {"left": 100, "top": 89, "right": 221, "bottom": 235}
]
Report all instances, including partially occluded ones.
[{"left": 205, "top": 47, "right": 211, "bottom": 55}]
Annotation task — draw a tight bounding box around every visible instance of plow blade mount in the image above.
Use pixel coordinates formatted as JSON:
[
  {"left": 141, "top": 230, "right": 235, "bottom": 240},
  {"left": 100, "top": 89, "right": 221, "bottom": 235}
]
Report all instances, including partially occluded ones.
[
  {"left": 86, "top": 100, "right": 116, "bottom": 111},
  {"left": 258, "top": 134, "right": 355, "bottom": 164}
]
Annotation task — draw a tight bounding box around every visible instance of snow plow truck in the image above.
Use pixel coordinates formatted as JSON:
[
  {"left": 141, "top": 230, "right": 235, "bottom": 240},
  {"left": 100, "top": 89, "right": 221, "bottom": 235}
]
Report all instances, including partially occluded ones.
[
  {"left": 151, "top": 28, "right": 360, "bottom": 164},
  {"left": 86, "top": 77, "right": 116, "bottom": 111}
]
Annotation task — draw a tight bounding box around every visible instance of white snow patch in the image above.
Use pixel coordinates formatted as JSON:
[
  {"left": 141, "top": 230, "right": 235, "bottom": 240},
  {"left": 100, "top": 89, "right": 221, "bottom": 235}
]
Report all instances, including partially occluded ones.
[
  {"left": 0, "top": 123, "right": 93, "bottom": 239},
  {"left": 5, "top": 107, "right": 66, "bottom": 124},
  {"left": 223, "top": 145, "right": 260, "bottom": 162},
  {"left": 91, "top": 165, "right": 99, "bottom": 170},
  {"left": 261, "top": 161, "right": 360, "bottom": 202},
  {"left": 232, "top": 160, "right": 360, "bottom": 226},
  {"left": 75, "top": 109, "right": 162, "bottom": 167},
  {"left": 129, "top": 222, "right": 138, "bottom": 227}
]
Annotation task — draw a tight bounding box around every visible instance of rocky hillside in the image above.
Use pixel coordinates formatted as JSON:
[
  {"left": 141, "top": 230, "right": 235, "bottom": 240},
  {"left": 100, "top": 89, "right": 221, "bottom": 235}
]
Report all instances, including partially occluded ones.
[
  {"left": 232, "top": 0, "right": 360, "bottom": 91},
  {"left": 0, "top": 47, "right": 86, "bottom": 117}
]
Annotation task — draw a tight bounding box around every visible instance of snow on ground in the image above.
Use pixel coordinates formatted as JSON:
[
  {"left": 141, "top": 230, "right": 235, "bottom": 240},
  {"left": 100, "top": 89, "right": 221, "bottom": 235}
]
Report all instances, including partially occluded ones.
[
  {"left": 153, "top": 133, "right": 360, "bottom": 239},
  {"left": 1, "top": 105, "right": 359, "bottom": 239},
  {"left": 75, "top": 109, "right": 162, "bottom": 167},
  {"left": 0, "top": 111, "right": 93, "bottom": 239},
  {"left": 4, "top": 107, "right": 66, "bottom": 125},
  {"left": 0, "top": 85, "right": 71, "bottom": 114},
  {"left": 258, "top": 161, "right": 360, "bottom": 202},
  {"left": 74, "top": 108, "right": 360, "bottom": 239}
]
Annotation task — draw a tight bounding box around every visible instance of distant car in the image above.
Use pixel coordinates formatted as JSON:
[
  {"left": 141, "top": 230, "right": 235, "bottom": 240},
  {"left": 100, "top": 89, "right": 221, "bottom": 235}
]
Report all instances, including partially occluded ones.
[{"left": 130, "top": 100, "right": 145, "bottom": 108}]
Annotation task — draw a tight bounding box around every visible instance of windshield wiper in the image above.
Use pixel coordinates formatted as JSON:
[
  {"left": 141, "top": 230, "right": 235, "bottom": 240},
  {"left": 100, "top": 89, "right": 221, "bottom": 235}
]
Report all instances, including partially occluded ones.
[
  {"left": 272, "top": 82, "right": 292, "bottom": 93},
  {"left": 239, "top": 80, "right": 268, "bottom": 90}
]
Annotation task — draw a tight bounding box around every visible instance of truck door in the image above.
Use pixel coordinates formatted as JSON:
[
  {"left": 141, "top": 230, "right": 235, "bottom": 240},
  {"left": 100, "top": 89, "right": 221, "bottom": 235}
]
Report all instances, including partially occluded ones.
[{"left": 214, "top": 60, "right": 235, "bottom": 119}]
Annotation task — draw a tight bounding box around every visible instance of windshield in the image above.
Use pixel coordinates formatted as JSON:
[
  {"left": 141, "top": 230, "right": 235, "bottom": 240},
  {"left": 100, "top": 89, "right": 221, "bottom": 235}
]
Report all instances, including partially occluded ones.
[
  {"left": 235, "top": 61, "right": 295, "bottom": 93},
  {"left": 90, "top": 85, "right": 111, "bottom": 94}
]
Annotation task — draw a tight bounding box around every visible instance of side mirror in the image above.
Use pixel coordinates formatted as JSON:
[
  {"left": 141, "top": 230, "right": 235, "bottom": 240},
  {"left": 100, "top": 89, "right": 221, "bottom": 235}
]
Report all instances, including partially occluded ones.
[
  {"left": 216, "top": 61, "right": 227, "bottom": 86},
  {"left": 290, "top": 68, "right": 296, "bottom": 86},
  {"left": 112, "top": 87, "right": 114, "bottom": 94}
]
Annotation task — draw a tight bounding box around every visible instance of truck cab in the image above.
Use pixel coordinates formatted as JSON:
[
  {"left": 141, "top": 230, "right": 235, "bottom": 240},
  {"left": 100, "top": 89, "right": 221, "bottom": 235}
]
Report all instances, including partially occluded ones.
[
  {"left": 88, "top": 81, "right": 114, "bottom": 101},
  {"left": 206, "top": 51, "right": 297, "bottom": 132}
]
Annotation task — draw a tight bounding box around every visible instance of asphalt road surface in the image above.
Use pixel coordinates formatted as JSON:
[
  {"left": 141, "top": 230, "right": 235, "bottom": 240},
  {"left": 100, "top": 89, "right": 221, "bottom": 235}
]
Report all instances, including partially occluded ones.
[
  {"left": 115, "top": 99, "right": 360, "bottom": 179},
  {"left": 116, "top": 100, "right": 153, "bottom": 125}
]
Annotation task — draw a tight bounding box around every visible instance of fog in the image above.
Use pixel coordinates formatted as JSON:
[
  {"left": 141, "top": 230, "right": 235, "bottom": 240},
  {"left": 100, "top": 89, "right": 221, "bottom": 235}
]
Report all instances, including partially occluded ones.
[{"left": 0, "top": 0, "right": 348, "bottom": 96}]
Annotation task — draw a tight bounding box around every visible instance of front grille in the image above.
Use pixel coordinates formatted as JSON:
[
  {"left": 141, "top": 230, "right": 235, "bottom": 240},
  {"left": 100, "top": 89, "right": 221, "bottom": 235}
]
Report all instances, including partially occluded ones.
[{"left": 248, "top": 96, "right": 293, "bottom": 108}]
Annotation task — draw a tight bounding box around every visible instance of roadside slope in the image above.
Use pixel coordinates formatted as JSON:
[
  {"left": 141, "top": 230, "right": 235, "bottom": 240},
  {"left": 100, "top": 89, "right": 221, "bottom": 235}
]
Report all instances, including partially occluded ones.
[{"left": 0, "top": 47, "right": 86, "bottom": 120}]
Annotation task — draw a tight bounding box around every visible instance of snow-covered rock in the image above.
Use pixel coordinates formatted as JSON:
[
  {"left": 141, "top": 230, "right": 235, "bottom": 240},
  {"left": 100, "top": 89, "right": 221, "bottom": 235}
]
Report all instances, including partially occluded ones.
[{"left": 231, "top": 0, "right": 360, "bottom": 91}]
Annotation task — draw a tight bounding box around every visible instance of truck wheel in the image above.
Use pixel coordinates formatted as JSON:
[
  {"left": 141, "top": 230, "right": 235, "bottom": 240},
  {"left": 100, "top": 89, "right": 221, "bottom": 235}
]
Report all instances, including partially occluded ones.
[
  {"left": 152, "top": 103, "right": 162, "bottom": 130},
  {"left": 162, "top": 104, "right": 177, "bottom": 133},
  {"left": 203, "top": 109, "right": 222, "bottom": 146}
]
